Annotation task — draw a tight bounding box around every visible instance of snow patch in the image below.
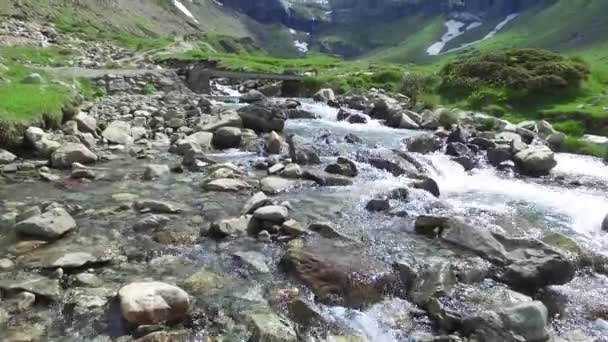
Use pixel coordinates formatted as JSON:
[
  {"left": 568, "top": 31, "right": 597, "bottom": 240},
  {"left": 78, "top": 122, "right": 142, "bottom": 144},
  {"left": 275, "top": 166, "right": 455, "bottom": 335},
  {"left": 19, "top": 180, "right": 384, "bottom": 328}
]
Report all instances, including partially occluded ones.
[
  {"left": 289, "top": 28, "right": 297, "bottom": 34},
  {"left": 442, "top": 13, "right": 520, "bottom": 54},
  {"left": 466, "top": 21, "right": 482, "bottom": 30},
  {"left": 173, "top": 0, "right": 199, "bottom": 24},
  {"left": 483, "top": 13, "right": 519, "bottom": 40},
  {"left": 426, "top": 19, "right": 466, "bottom": 56},
  {"left": 294, "top": 40, "right": 309, "bottom": 53}
]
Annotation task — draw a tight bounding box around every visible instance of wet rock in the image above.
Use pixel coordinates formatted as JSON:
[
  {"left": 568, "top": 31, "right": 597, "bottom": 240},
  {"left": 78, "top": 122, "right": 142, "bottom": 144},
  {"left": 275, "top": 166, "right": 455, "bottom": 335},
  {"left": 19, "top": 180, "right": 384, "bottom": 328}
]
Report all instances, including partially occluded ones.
[
  {"left": 308, "top": 222, "right": 351, "bottom": 240},
  {"left": 133, "top": 215, "right": 171, "bottom": 231},
  {"left": 203, "top": 178, "right": 251, "bottom": 192},
  {"left": 0, "top": 258, "right": 15, "bottom": 270},
  {"left": 51, "top": 142, "right": 97, "bottom": 169},
  {"left": 9, "top": 291, "right": 36, "bottom": 311},
  {"left": 242, "top": 192, "right": 272, "bottom": 215},
  {"left": 241, "top": 89, "right": 266, "bottom": 103},
  {"left": 446, "top": 125, "right": 470, "bottom": 144},
  {"left": 247, "top": 312, "right": 297, "bottom": 342},
  {"left": 287, "top": 297, "right": 325, "bottom": 327},
  {"left": 119, "top": 281, "right": 191, "bottom": 325},
  {"left": 406, "top": 134, "right": 443, "bottom": 154},
  {"left": 411, "top": 177, "right": 440, "bottom": 197},
  {"left": 463, "top": 301, "right": 549, "bottom": 342},
  {"left": 102, "top": 120, "right": 133, "bottom": 145},
  {"left": 287, "top": 135, "right": 320, "bottom": 165},
  {"left": 0, "top": 273, "right": 61, "bottom": 300},
  {"left": 495, "top": 132, "right": 527, "bottom": 153},
  {"left": 174, "top": 132, "right": 213, "bottom": 155},
  {"left": 279, "top": 163, "right": 303, "bottom": 179},
  {"left": 143, "top": 164, "right": 170, "bottom": 180},
  {"left": 232, "top": 251, "right": 270, "bottom": 273},
  {"left": 513, "top": 145, "right": 557, "bottom": 176},
  {"left": 16, "top": 206, "right": 41, "bottom": 223},
  {"left": 266, "top": 131, "right": 283, "bottom": 154},
  {"left": 17, "top": 242, "right": 115, "bottom": 269},
  {"left": 260, "top": 176, "right": 297, "bottom": 194},
  {"left": 285, "top": 108, "right": 319, "bottom": 119},
  {"left": 408, "top": 261, "right": 457, "bottom": 306},
  {"left": 470, "top": 137, "right": 496, "bottom": 150},
  {"left": 446, "top": 142, "right": 471, "bottom": 158},
  {"left": 361, "top": 149, "right": 419, "bottom": 177},
  {"left": 344, "top": 133, "right": 363, "bottom": 144},
  {"left": 268, "top": 163, "right": 285, "bottom": 175},
  {"left": 212, "top": 126, "right": 242, "bottom": 149},
  {"left": 71, "top": 168, "right": 96, "bottom": 179},
  {"left": 282, "top": 219, "right": 306, "bottom": 237},
  {"left": 337, "top": 108, "right": 368, "bottom": 124},
  {"left": 0, "top": 148, "right": 17, "bottom": 164},
  {"left": 602, "top": 214, "right": 608, "bottom": 232},
  {"left": 420, "top": 109, "right": 441, "bottom": 129},
  {"left": 313, "top": 88, "right": 335, "bottom": 102},
  {"left": 14, "top": 207, "right": 76, "bottom": 240},
  {"left": 134, "top": 200, "right": 181, "bottom": 214},
  {"left": 209, "top": 216, "right": 250, "bottom": 238},
  {"left": 253, "top": 205, "right": 289, "bottom": 223},
  {"left": 371, "top": 93, "right": 401, "bottom": 120},
  {"left": 74, "top": 112, "right": 97, "bottom": 133},
  {"left": 238, "top": 102, "right": 286, "bottom": 133},
  {"left": 487, "top": 145, "right": 513, "bottom": 167},
  {"left": 282, "top": 238, "right": 398, "bottom": 308},
  {"left": 366, "top": 199, "right": 390, "bottom": 212},
  {"left": 325, "top": 156, "right": 358, "bottom": 177},
  {"left": 387, "top": 111, "right": 419, "bottom": 129},
  {"left": 78, "top": 132, "right": 97, "bottom": 149},
  {"left": 74, "top": 273, "right": 102, "bottom": 287},
  {"left": 303, "top": 169, "right": 354, "bottom": 186}
]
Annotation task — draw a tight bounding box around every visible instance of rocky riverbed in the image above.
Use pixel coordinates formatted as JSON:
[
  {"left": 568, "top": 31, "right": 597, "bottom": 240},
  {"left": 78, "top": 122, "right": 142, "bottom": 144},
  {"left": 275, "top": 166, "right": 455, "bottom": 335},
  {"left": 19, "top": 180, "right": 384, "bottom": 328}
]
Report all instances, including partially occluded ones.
[{"left": 2, "top": 75, "right": 608, "bottom": 342}]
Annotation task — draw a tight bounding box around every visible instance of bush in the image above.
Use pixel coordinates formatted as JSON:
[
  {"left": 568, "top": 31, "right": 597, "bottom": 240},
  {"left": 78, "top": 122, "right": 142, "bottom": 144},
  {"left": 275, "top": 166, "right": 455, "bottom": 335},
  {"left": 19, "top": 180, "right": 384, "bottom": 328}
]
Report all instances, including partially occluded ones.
[
  {"left": 466, "top": 88, "right": 507, "bottom": 109},
  {"left": 303, "top": 77, "right": 323, "bottom": 93},
  {"left": 371, "top": 70, "right": 403, "bottom": 84},
  {"left": 477, "top": 117, "right": 497, "bottom": 131},
  {"left": 439, "top": 48, "right": 590, "bottom": 101},
  {"left": 143, "top": 83, "right": 157, "bottom": 95},
  {"left": 558, "top": 136, "right": 608, "bottom": 159},
  {"left": 482, "top": 104, "right": 508, "bottom": 117},
  {"left": 552, "top": 120, "right": 585, "bottom": 136},
  {"left": 399, "top": 72, "right": 440, "bottom": 101}
]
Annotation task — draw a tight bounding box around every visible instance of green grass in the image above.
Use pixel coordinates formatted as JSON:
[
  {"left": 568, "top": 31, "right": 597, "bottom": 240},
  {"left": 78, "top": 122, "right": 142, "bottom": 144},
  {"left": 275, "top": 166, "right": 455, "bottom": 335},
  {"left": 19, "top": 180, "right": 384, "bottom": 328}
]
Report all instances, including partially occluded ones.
[
  {"left": 0, "top": 46, "right": 77, "bottom": 67},
  {"left": 558, "top": 136, "right": 608, "bottom": 159}
]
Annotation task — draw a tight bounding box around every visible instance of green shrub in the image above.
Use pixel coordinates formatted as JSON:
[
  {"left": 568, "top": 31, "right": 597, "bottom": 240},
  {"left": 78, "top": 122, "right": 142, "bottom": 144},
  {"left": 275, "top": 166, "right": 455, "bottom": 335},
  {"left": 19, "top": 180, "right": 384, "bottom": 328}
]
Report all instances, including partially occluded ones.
[
  {"left": 303, "top": 77, "right": 324, "bottom": 93},
  {"left": 558, "top": 136, "right": 608, "bottom": 159},
  {"left": 477, "top": 117, "right": 497, "bottom": 131},
  {"left": 371, "top": 70, "right": 403, "bottom": 84},
  {"left": 482, "top": 104, "right": 508, "bottom": 117},
  {"left": 439, "top": 48, "right": 590, "bottom": 101},
  {"left": 143, "top": 83, "right": 158, "bottom": 95},
  {"left": 399, "top": 72, "right": 440, "bottom": 101},
  {"left": 552, "top": 120, "right": 585, "bottom": 136},
  {"left": 466, "top": 88, "right": 507, "bottom": 109}
]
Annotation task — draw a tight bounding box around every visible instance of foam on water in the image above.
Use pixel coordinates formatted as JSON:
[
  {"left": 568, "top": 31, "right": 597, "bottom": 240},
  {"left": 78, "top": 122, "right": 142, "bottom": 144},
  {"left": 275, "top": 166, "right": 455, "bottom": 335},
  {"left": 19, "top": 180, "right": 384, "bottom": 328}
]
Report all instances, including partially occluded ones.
[{"left": 425, "top": 153, "right": 608, "bottom": 235}]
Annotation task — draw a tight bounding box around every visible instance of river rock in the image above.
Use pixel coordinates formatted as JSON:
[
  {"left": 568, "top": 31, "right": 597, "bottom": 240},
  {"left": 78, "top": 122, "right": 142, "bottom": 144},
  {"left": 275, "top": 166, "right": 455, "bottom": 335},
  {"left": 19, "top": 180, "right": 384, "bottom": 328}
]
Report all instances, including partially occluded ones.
[
  {"left": 174, "top": 132, "right": 213, "bottom": 155},
  {"left": 287, "top": 135, "right": 320, "bottom": 165},
  {"left": 366, "top": 199, "right": 390, "bottom": 212},
  {"left": 280, "top": 163, "right": 303, "bottom": 179},
  {"left": 133, "top": 215, "right": 171, "bottom": 231},
  {"left": 118, "top": 281, "right": 191, "bottom": 325},
  {"left": 143, "top": 164, "right": 170, "bottom": 180},
  {"left": 238, "top": 102, "right": 286, "bottom": 133},
  {"left": 411, "top": 177, "right": 440, "bottom": 197},
  {"left": 325, "top": 156, "right": 358, "bottom": 177},
  {"left": 446, "top": 125, "right": 470, "bottom": 144},
  {"left": 232, "top": 251, "right": 270, "bottom": 273},
  {"left": 253, "top": 205, "right": 289, "bottom": 223},
  {"left": 241, "top": 89, "right": 266, "bottom": 103},
  {"left": 371, "top": 93, "right": 401, "bottom": 120},
  {"left": 470, "top": 137, "right": 496, "bottom": 150},
  {"left": 337, "top": 108, "right": 368, "bottom": 124},
  {"left": 242, "top": 192, "right": 272, "bottom": 215},
  {"left": 247, "top": 312, "right": 297, "bottom": 342},
  {"left": 0, "top": 149, "right": 17, "bottom": 164},
  {"left": 387, "top": 111, "right": 419, "bottom": 129},
  {"left": 406, "top": 134, "right": 442, "bottom": 154},
  {"left": 133, "top": 200, "right": 181, "bottom": 214},
  {"left": 420, "top": 109, "right": 441, "bottom": 129},
  {"left": 102, "top": 120, "right": 132, "bottom": 145},
  {"left": 285, "top": 108, "right": 319, "bottom": 119},
  {"left": 487, "top": 144, "right": 513, "bottom": 167},
  {"left": 17, "top": 242, "right": 115, "bottom": 269},
  {"left": 495, "top": 132, "right": 527, "bottom": 153},
  {"left": 260, "top": 176, "right": 297, "bottom": 194},
  {"left": 303, "top": 169, "right": 354, "bottom": 186},
  {"left": 74, "top": 112, "right": 97, "bottom": 134},
  {"left": 313, "top": 88, "right": 335, "bottom": 102},
  {"left": 513, "top": 145, "right": 557, "bottom": 176},
  {"left": 212, "top": 127, "right": 242, "bottom": 149},
  {"left": 209, "top": 216, "right": 250, "bottom": 238},
  {"left": 282, "top": 219, "right": 306, "bottom": 237},
  {"left": 51, "top": 142, "right": 97, "bottom": 168},
  {"left": 282, "top": 238, "right": 398, "bottom": 308},
  {"left": 196, "top": 111, "right": 243, "bottom": 132},
  {"left": 361, "top": 149, "right": 419, "bottom": 177},
  {"left": 266, "top": 131, "right": 284, "bottom": 154},
  {"left": 14, "top": 207, "right": 76, "bottom": 240},
  {"left": 203, "top": 178, "right": 251, "bottom": 192},
  {"left": 0, "top": 273, "right": 61, "bottom": 300}
]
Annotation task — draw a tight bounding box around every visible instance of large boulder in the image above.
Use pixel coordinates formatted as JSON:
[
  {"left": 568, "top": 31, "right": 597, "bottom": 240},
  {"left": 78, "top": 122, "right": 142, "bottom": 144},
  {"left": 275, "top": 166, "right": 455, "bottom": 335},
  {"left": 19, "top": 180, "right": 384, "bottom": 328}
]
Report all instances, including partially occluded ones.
[
  {"left": 51, "top": 143, "right": 97, "bottom": 169},
  {"left": 337, "top": 108, "right": 368, "bottom": 124},
  {"left": 118, "top": 282, "right": 191, "bottom": 325},
  {"left": 174, "top": 132, "right": 213, "bottom": 155},
  {"left": 387, "top": 111, "right": 419, "bottom": 129},
  {"left": 282, "top": 238, "right": 399, "bottom": 308},
  {"left": 358, "top": 149, "right": 420, "bottom": 177},
  {"left": 212, "top": 127, "right": 242, "bottom": 149},
  {"left": 14, "top": 207, "right": 76, "bottom": 240},
  {"left": 313, "top": 88, "right": 335, "bottom": 102},
  {"left": 74, "top": 112, "right": 97, "bottom": 134},
  {"left": 0, "top": 149, "right": 17, "bottom": 164},
  {"left": 405, "top": 134, "right": 443, "bottom": 154},
  {"left": 370, "top": 93, "right": 401, "bottom": 120},
  {"left": 513, "top": 146, "right": 557, "bottom": 176},
  {"left": 285, "top": 109, "right": 319, "bottom": 119},
  {"left": 240, "top": 89, "right": 266, "bottom": 103},
  {"left": 102, "top": 120, "right": 132, "bottom": 145},
  {"left": 238, "top": 102, "right": 287, "bottom": 133},
  {"left": 287, "top": 135, "right": 320, "bottom": 165}
]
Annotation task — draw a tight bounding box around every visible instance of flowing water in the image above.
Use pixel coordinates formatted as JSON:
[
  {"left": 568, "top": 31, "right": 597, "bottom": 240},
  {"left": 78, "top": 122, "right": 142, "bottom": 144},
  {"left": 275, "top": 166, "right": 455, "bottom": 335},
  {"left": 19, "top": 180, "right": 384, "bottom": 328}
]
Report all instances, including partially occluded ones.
[{"left": 2, "top": 99, "right": 608, "bottom": 340}]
